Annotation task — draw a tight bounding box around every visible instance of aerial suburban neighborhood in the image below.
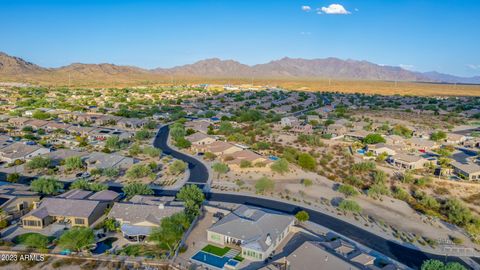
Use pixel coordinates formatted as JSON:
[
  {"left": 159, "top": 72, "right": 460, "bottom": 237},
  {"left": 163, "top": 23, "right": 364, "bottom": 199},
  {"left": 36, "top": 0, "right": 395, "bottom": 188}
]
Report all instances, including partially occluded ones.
[
  {"left": 0, "top": 83, "right": 478, "bottom": 270},
  {"left": 1, "top": 1, "right": 480, "bottom": 270}
]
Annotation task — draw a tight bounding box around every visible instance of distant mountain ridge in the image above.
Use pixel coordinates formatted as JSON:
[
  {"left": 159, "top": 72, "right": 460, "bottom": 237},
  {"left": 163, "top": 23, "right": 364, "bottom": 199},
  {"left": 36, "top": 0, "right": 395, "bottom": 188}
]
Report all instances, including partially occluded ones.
[{"left": 1, "top": 52, "right": 479, "bottom": 84}]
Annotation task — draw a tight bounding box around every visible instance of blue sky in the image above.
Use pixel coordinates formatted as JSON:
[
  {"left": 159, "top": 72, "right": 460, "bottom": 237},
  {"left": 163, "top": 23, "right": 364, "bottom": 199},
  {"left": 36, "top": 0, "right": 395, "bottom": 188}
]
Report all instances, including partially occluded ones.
[{"left": 1, "top": 0, "right": 479, "bottom": 76}]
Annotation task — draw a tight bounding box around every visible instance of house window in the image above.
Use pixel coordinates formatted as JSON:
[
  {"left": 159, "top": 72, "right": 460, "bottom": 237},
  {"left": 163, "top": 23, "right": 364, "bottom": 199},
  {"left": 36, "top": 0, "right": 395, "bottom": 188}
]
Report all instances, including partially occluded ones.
[
  {"left": 23, "top": 220, "right": 40, "bottom": 227},
  {"left": 74, "top": 218, "right": 85, "bottom": 225}
]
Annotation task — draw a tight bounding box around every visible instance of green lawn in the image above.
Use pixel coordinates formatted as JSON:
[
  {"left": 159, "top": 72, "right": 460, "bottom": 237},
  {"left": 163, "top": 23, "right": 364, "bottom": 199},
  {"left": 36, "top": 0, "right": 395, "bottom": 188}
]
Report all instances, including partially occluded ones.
[
  {"left": 202, "top": 244, "right": 231, "bottom": 256},
  {"left": 233, "top": 255, "right": 244, "bottom": 262},
  {"left": 13, "top": 233, "right": 55, "bottom": 250}
]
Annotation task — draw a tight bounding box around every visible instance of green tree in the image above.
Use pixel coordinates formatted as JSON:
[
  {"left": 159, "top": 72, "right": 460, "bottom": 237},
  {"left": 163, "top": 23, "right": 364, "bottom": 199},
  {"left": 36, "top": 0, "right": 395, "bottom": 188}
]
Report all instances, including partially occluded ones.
[
  {"left": 255, "top": 177, "right": 275, "bottom": 194},
  {"left": 175, "top": 137, "right": 192, "bottom": 148},
  {"left": 134, "top": 130, "right": 152, "bottom": 141},
  {"left": 204, "top": 152, "right": 216, "bottom": 161},
  {"left": 64, "top": 156, "right": 84, "bottom": 171},
  {"left": 170, "top": 123, "right": 186, "bottom": 139},
  {"left": 339, "top": 200, "right": 362, "bottom": 213},
  {"left": 143, "top": 146, "right": 162, "bottom": 158},
  {"left": 26, "top": 156, "right": 52, "bottom": 170},
  {"left": 392, "top": 124, "right": 413, "bottom": 138},
  {"left": 103, "top": 218, "right": 119, "bottom": 232},
  {"left": 295, "top": 210, "right": 310, "bottom": 223},
  {"left": 212, "top": 162, "right": 229, "bottom": 178},
  {"left": 30, "top": 177, "right": 63, "bottom": 195},
  {"left": 129, "top": 143, "right": 142, "bottom": 156},
  {"left": 240, "top": 160, "right": 252, "bottom": 168},
  {"left": 338, "top": 184, "right": 359, "bottom": 197},
  {"left": 126, "top": 164, "right": 153, "bottom": 179},
  {"left": 7, "top": 173, "right": 20, "bottom": 183},
  {"left": 421, "top": 259, "right": 445, "bottom": 270},
  {"left": 367, "top": 183, "right": 390, "bottom": 199},
  {"left": 298, "top": 153, "right": 316, "bottom": 171},
  {"left": 122, "top": 182, "right": 154, "bottom": 199},
  {"left": 32, "top": 110, "right": 51, "bottom": 120},
  {"left": 430, "top": 131, "right": 447, "bottom": 142},
  {"left": 270, "top": 159, "right": 290, "bottom": 175},
  {"left": 170, "top": 160, "right": 187, "bottom": 175},
  {"left": 70, "top": 179, "right": 90, "bottom": 190},
  {"left": 363, "top": 133, "right": 386, "bottom": 144},
  {"left": 103, "top": 167, "right": 120, "bottom": 178},
  {"left": 149, "top": 212, "right": 190, "bottom": 253},
  {"left": 444, "top": 199, "right": 472, "bottom": 226},
  {"left": 105, "top": 136, "right": 121, "bottom": 149},
  {"left": 20, "top": 233, "right": 50, "bottom": 250},
  {"left": 58, "top": 227, "right": 95, "bottom": 252},
  {"left": 177, "top": 185, "right": 205, "bottom": 219}
]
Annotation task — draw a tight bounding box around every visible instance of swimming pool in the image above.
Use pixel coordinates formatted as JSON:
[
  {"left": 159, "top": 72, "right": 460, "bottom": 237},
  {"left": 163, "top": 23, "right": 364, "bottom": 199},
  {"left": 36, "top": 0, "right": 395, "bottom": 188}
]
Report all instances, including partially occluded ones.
[
  {"left": 91, "top": 237, "right": 117, "bottom": 254},
  {"left": 191, "top": 251, "right": 230, "bottom": 269}
]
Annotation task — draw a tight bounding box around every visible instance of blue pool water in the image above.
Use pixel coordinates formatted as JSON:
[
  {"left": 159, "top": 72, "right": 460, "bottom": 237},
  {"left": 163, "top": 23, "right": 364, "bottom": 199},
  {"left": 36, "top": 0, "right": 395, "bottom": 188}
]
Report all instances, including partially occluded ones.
[
  {"left": 226, "top": 259, "right": 239, "bottom": 267},
  {"left": 91, "top": 237, "right": 117, "bottom": 254},
  {"left": 269, "top": 155, "right": 279, "bottom": 161},
  {"left": 192, "top": 251, "right": 230, "bottom": 269},
  {"left": 357, "top": 149, "right": 366, "bottom": 155}
]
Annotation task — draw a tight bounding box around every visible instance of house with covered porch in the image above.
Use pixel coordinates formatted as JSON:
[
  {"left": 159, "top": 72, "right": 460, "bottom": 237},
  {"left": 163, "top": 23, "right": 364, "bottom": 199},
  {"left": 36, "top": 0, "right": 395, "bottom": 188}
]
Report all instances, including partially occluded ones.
[{"left": 207, "top": 205, "right": 295, "bottom": 261}]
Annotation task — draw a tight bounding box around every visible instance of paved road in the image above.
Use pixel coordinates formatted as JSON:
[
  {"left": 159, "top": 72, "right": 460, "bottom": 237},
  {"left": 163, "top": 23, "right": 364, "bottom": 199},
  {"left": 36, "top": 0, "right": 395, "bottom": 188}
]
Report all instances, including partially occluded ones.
[
  {"left": 152, "top": 124, "right": 474, "bottom": 269},
  {"left": 153, "top": 125, "right": 208, "bottom": 188}
]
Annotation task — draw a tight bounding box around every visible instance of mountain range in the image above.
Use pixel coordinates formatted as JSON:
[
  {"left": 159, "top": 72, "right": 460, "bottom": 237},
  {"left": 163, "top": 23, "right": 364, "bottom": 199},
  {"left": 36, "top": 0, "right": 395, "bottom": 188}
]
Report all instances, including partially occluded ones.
[{"left": 1, "top": 52, "right": 479, "bottom": 84}]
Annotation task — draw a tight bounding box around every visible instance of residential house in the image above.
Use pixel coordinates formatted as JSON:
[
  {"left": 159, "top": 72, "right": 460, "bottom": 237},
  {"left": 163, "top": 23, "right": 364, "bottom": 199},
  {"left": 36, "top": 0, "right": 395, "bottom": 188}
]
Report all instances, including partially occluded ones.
[
  {"left": 389, "top": 153, "right": 429, "bottom": 170},
  {"left": 186, "top": 132, "right": 217, "bottom": 145},
  {"left": 57, "top": 189, "right": 121, "bottom": 208},
  {"left": 446, "top": 133, "right": 467, "bottom": 145},
  {"left": 7, "top": 117, "right": 30, "bottom": 128},
  {"left": 117, "top": 118, "right": 147, "bottom": 129},
  {"left": 325, "top": 124, "right": 347, "bottom": 137},
  {"left": 88, "top": 127, "right": 133, "bottom": 141},
  {"left": 290, "top": 123, "right": 314, "bottom": 134},
  {"left": 280, "top": 117, "right": 299, "bottom": 127},
  {"left": 263, "top": 241, "right": 362, "bottom": 270},
  {"left": 44, "top": 122, "right": 71, "bottom": 132},
  {"left": 207, "top": 205, "right": 295, "bottom": 261},
  {"left": 405, "top": 138, "right": 438, "bottom": 152},
  {"left": 0, "top": 183, "right": 40, "bottom": 221},
  {"left": 21, "top": 194, "right": 113, "bottom": 229},
  {"left": 450, "top": 161, "right": 480, "bottom": 180},
  {"left": 107, "top": 202, "right": 183, "bottom": 242},
  {"left": 223, "top": 150, "right": 272, "bottom": 170},
  {"left": 25, "top": 119, "right": 48, "bottom": 130},
  {"left": 84, "top": 152, "right": 136, "bottom": 171},
  {"left": 0, "top": 142, "right": 50, "bottom": 163},
  {"left": 68, "top": 125, "right": 96, "bottom": 137},
  {"left": 192, "top": 141, "right": 242, "bottom": 156},
  {"left": 185, "top": 120, "right": 212, "bottom": 134},
  {"left": 345, "top": 130, "right": 370, "bottom": 141},
  {"left": 366, "top": 144, "right": 398, "bottom": 156}
]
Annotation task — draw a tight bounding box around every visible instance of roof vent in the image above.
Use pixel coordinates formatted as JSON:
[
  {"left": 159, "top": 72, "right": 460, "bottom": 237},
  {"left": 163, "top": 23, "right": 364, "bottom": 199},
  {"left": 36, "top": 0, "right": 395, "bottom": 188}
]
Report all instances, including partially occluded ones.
[{"left": 265, "top": 234, "right": 272, "bottom": 246}]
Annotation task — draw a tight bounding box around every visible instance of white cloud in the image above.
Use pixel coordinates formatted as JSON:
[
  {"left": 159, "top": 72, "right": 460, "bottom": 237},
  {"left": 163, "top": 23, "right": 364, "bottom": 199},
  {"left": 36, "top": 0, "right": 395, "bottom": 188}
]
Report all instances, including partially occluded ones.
[
  {"left": 467, "top": 64, "right": 480, "bottom": 70},
  {"left": 320, "top": 4, "right": 350, "bottom": 15},
  {"left": 301, "top": 5, "right": 311, "bottom": 12},
  {"left": 300, "top": 31, "right": 311, "bottom": 35},
  {"left": 399, "top": 64, "right": 415, "bottom": 70}
]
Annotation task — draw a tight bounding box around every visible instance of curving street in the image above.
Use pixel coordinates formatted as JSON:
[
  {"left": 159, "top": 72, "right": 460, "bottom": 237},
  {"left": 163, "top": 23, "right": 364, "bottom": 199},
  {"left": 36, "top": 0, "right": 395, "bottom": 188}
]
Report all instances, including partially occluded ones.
[{"left": 152, "top": 125, "right": 472, "bottom": 269}]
